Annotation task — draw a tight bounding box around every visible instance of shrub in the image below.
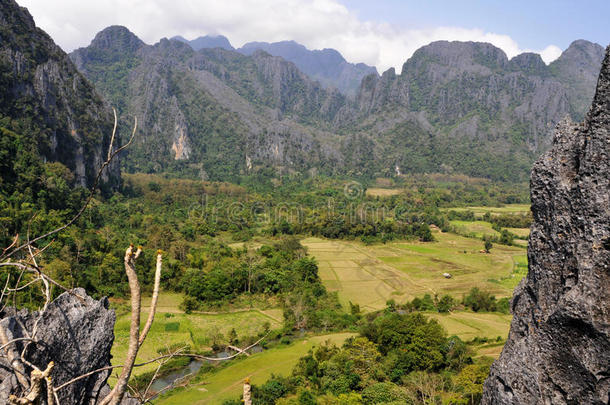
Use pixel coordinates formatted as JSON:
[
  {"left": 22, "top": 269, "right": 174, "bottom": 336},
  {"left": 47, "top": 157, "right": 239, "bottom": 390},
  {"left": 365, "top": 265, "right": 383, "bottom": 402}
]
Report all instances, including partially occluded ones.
[{"left": 164, "top": 322, "right": 180, "bottom": 332}]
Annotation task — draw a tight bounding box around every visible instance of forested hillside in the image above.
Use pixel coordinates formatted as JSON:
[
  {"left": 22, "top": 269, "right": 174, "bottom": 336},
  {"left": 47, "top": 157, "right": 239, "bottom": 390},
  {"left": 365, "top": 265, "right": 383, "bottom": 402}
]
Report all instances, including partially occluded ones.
[
  {"left": 0, "top": 0, "right": 120, "bottom": 191},
  {"left": 0, "top": 0, "right": 121, "bottom": 251},
  {"left": 70, "top": 27, "right": 604, "bottom": 183}
]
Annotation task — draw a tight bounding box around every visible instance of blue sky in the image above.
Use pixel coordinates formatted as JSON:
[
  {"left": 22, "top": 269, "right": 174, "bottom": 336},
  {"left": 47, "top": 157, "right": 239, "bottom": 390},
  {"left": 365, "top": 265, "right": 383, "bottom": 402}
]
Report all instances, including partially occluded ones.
[
  {"left": 345, "top": 0, "right": 609, "bottom": 51},
  {"left": 20, "top": 0, "right": 609, "bottom": 72}
]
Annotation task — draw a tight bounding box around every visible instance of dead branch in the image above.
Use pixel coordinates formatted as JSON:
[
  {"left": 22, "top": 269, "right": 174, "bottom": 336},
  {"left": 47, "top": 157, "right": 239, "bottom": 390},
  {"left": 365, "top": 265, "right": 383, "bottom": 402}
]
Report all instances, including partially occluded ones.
[
  {"left": 8, "top": 361, "right": 54, "bottom": 405},
  {"left": 139, "top": 251, "right": 162, "bottom": 346},
  {"left": 99, "top": 245, "right": 143, "bottom": 405},
  {"left": 0, "top": 326, "right": 30, "bottom": 390}
]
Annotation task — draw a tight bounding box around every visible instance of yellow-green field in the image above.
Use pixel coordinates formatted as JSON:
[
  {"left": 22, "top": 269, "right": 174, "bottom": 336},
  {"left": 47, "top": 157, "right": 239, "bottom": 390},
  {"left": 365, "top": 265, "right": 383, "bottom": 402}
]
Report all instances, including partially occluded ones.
[
  {"left": 443, "top": 204, "right": 530, "bottom": 215},
  {"left": 450, "top": 220, "right": 500, "bottom": 238},
  {"left": 303, "top": 232, "right": 525, "bottom": 312},
  {"left": 154, "top": 333, "right": 355, "bottom": 405},
  {"left": 506, "top": 227, "right": 530, "bottom": 238},
  {"left": 110, "top": 293, "right": 282, "bottom": 379},
  {"left": 427, "top": 311, "right": 512, "bottom": 341},
  {"left": 365, "top": 187, "right": 402, "bottom": 197}
]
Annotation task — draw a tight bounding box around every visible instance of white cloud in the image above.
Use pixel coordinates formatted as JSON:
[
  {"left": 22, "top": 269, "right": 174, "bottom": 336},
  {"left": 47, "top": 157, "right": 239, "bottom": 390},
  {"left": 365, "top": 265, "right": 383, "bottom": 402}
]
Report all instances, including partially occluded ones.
[{"left": 18, "top": 0, "right": 563, "bottom": 72}]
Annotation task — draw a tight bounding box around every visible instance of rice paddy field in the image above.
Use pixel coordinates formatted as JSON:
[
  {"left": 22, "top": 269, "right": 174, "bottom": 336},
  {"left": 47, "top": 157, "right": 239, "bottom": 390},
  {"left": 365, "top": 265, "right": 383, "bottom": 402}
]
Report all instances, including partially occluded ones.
[
  {"left": 302, "top": 232, "right": 526, "bottom": 312},
  {"left": 443, "top": 204, "right": 531, "bottom": 215},
  {"left": 113, "top": 221, "right": 531, "bottom": 403}
]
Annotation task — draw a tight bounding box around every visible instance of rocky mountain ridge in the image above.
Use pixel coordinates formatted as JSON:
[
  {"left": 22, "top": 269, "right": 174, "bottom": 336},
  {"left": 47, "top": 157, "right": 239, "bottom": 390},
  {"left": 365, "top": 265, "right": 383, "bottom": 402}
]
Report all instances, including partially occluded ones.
[
  {"left": 69, "top": 24, "right": 605, "bottom": 182},
  {"left": 238, "top": 40, "right": 378, "bottom": 97},
  {"left": 349, "top": 40, "right": 604, "bottom": 180},
  {"left": 168, "top": 34, "right": 378, "bottom": 97},
  {"left": 71, "top": 27, "right": 347, "bottom": 178},
  {"left": 0, "top": 0, "right": 120, "bottom": 190},
  {"left": 482, "top": 45, "right": 610, "bottom": 404}
]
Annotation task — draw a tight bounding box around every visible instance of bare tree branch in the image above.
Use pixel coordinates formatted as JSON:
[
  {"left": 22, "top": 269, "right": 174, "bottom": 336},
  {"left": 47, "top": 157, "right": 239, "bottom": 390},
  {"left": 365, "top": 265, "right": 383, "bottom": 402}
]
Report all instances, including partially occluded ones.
[
  {"left": 8, "top": 361, "right": 54, "bottom": 405},
  {"left": 0, "top": 326, "right": 30, "bottom": 390},
  {"left": 139, "top": 251, "right": 162, "bottom": 346},
  {"left": 99, "top": 245, "right": 143, "bottom": 405}
]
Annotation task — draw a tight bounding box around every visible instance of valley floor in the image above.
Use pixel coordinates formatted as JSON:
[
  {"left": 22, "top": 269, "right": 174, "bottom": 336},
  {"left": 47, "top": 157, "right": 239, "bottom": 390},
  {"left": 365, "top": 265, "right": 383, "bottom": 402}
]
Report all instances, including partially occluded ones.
[{"left": 108, "top": 208, "right": 530, "bottom": 404}]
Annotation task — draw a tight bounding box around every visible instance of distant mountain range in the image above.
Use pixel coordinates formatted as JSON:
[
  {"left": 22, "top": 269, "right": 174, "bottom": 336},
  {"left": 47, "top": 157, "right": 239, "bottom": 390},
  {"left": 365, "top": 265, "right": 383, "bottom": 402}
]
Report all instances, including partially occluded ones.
[
  {"left": 2, "top": 3, "right": 601, "bottom": 184},
  {"left": 171, "top": 34, "right": 235, "bottom": 51},
  {"left": 170, "top": 35, "right": 377, "bottom": 97},
  {"left": 68, "top": 25, "right": 605, "bottom": 183},
  {"left": 237, "top": 40, "right": 378, "bottom": 97}
]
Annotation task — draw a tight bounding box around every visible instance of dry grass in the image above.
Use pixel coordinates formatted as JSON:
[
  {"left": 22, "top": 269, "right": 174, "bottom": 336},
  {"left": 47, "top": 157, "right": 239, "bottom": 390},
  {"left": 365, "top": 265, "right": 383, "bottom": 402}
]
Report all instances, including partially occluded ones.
[{"left": 365, "top": 187, "right": 402, "bottom": 197}]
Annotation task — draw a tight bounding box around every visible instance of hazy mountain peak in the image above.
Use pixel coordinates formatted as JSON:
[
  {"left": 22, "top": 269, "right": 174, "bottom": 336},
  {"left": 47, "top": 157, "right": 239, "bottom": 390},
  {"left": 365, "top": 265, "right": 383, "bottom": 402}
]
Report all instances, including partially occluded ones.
[
  {"left": 237, "top": 40, "right": 377, "bottom": 96},
  {"left": 406, "top": 40, "right": 509, "bottom": 72},
  {"left": 89, "top": 25, "right": 145, "bottom": 53},
  {"left": 549, "top": 39, "right": 605, "bottom": 119},
  {"left": 171, "top": 34, "right": 234, "bottom": 51},
  {"left": 556, "top": 39, "right": 605, "bottom": 66}
]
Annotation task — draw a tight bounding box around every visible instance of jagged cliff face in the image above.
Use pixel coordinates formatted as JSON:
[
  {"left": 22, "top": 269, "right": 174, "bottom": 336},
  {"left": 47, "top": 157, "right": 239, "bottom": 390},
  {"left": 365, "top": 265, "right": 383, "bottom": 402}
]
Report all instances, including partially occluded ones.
[
  {"left": 482, "top": 46, "right": 610, "bottom": 404},
  {"left": 70, "top": 25, "right": 605, "bottom": 182},
  {"left": 0, "top": 0, "right": 120, "bottom": 189},
  {"left": 71, "top": 27, "right": 345, "bottom": 178}
]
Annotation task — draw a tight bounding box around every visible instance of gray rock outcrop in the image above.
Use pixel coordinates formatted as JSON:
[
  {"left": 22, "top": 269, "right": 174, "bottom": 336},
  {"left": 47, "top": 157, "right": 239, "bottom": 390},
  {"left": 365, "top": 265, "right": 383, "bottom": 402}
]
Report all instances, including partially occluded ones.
[
  {"left": 482, "top": 45, "right": 610, "bottom": 404},
  {"left": 0, "top": 288, "right": 115, "bottom": 404}
]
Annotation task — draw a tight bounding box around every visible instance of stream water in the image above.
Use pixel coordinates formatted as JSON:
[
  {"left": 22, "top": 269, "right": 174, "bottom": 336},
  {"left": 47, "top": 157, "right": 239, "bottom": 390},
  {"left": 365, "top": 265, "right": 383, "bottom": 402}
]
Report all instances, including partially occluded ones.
[{"left": 147, "top": 345, "right": 263, "bottom": 397}]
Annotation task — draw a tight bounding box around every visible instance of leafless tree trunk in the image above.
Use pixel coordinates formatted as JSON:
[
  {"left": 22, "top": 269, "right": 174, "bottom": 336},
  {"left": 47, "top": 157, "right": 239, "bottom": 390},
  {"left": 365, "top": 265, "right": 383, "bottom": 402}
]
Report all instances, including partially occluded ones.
[{"left": 243, "top": 378, "right": 252, "bottom": 405}]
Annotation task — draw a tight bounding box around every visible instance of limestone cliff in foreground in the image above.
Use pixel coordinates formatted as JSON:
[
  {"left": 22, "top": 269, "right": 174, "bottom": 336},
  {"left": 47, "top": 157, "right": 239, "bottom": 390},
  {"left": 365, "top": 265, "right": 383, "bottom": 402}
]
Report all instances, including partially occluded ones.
[{"left": 483, "top": 45, "right": 610, "bottom": 404}]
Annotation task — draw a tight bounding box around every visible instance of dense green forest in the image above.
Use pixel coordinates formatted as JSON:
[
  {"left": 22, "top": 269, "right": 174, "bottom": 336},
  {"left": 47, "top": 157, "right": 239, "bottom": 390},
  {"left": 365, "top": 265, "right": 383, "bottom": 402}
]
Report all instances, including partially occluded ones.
[
  {"left": 223, "top": 308, "right": 493, "bottom": 404},
  {"left": 0, "top": 167, "right": 529, "bottom": 304}
]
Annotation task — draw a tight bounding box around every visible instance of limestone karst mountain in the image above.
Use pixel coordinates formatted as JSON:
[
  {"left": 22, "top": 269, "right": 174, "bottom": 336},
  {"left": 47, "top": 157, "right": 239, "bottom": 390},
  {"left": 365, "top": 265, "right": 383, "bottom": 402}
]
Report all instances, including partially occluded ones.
[
  {"left": 238, "top": 40, "right": 378, "bottom": 97},
  {"left": 71, "top": 26, "right": 347, "bottom": 178},
  {"left": 482, "top": 45, "right": 610, "bottom": 404},
  {"left": 69, "top": 25, "right": 605, "bottom": 182},
  {"left": 0, "top": 0, "right": 120, "bottom": 190},
  {"left": 171, "top": 34, "right": 235, "bottom": 51}
]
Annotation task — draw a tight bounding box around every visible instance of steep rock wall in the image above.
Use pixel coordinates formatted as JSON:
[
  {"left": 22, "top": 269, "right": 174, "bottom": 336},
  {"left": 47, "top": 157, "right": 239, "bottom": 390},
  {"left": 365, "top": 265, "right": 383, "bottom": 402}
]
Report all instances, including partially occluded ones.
[{"left": 482, "top": 45, "right": 610, "bottom": 404}]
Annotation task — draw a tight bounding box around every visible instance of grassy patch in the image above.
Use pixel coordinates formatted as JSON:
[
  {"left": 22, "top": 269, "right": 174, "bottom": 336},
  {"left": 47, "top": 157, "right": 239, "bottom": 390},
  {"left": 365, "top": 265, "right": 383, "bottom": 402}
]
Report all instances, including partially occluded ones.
[
  {"left": 450, "top": 220, "right": 500, "bottom": 239},
  {"left": 154, "top": 333, "right": 355, "bottom": 405},
  {"left": 111, "top": 293, "right": 282, "bottom": 382},
  {"left": 506, "top": 227, "right": 530, "bottom": 238},
  {"left": 426, "top": 311, "right": 511, "bottom": 342}
]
